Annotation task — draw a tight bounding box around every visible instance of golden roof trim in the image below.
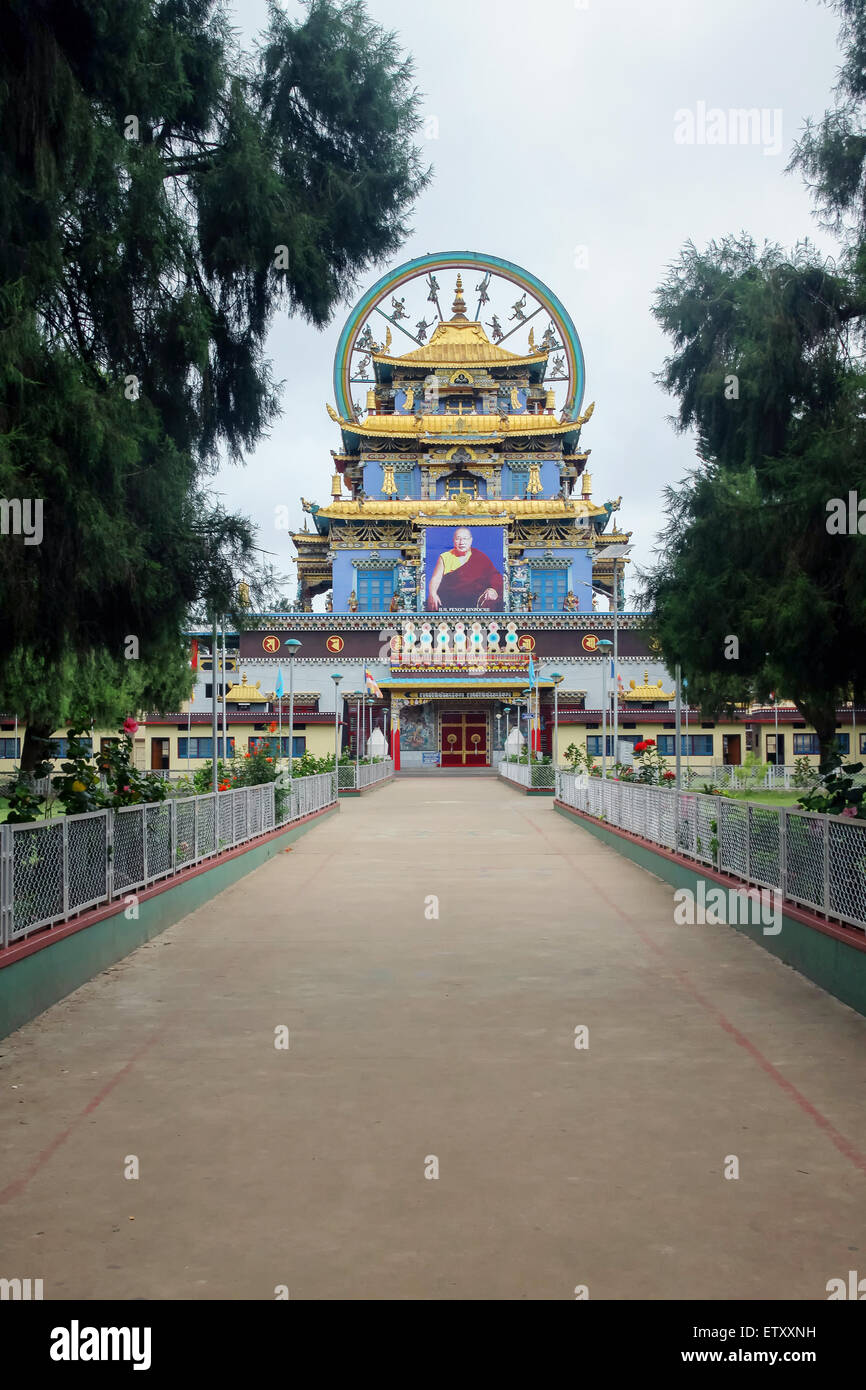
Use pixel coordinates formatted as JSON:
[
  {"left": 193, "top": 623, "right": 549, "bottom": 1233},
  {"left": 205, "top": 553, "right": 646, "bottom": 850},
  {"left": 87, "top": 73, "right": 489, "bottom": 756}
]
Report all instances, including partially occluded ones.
[
  {"left": 621, "top": 671, "right": 675, "bottom": 702},
  {"left": 317, "top": 496, "right": 606, "bottom": 520},
  {"left": 326, "top": 405, "right": 583, "bottom": 438}
]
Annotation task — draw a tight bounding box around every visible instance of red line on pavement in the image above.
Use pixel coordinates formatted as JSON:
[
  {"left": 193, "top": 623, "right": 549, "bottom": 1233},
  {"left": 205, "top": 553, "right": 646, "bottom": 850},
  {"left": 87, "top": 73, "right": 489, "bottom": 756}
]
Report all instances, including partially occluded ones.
[
  {"left": 0, "top": 1028, "right": 164, "bottom": 1205},
  {"left": 584, "top": 867, "right": 866, "bottom": 1177}
]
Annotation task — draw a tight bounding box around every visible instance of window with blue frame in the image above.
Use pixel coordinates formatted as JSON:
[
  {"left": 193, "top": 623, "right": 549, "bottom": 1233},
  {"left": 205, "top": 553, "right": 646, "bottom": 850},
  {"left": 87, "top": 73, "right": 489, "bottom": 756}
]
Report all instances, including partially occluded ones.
[
  {"left": 178, "top": 737, "right": 234, "bottom": 759},
  {"left": 793, "top": 733, "right": 821, "bottom": 755},
  {"left": 587, "top": 735, "right": 641, "bottom": 756},
  {"left": 249, "top": 736, "right": 306, "bottom": 758},
  {"left": 504, "top": 468, "right": 528, "bottom": 499},
  {"left": 357, "top": 569, "right": 395, "bottom": 612},
  {"left": 836, "top": 733, "right": 850, "bottom": 754},
  {"left": 657, "top": 734, "right": 714, "bottom": 756},
  {"left": 396, "top": 471, "right": 418, "bottom": 499},
  {"left": 0, "top": 737, "right": 21, "bottom": 758},
  {"left": 52, "top": 737, "right": 93, "bottom": 758},
  {"left": 535, "top": 569, "right": 568, "bottom": 613}
]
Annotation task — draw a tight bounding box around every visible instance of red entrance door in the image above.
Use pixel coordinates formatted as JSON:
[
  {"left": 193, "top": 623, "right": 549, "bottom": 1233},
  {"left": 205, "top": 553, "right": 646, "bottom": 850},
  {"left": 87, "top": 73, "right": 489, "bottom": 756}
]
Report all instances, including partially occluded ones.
[{"left": 440, "top": 710, "right": 488, "bottom": 767}]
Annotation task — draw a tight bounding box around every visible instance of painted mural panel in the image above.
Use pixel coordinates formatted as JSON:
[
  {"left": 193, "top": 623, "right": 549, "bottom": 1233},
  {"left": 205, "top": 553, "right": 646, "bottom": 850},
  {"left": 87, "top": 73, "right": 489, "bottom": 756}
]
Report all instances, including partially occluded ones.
[{"left": 399, "top": 702, "right": 438, "bottom": 751}]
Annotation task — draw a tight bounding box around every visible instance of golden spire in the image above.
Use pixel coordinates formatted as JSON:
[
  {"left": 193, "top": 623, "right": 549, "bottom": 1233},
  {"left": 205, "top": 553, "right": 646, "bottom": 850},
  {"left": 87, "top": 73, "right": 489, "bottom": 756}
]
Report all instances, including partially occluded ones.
[{"left": 451, "top": 273, "right": 468, "bottom": 320}]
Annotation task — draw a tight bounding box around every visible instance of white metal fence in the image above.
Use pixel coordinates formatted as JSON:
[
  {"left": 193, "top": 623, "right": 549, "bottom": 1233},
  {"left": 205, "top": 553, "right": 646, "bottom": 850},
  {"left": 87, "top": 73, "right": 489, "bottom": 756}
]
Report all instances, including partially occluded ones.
[
  {"left": 556, "top": 773, "right": 866, "bottom": 932},
  {"left": 337, "top": 759, "right": 393, "bottom": 791},
  {"left": 0, "top": 774, "right": 337, "bottom": 948},
  {"left": 500, "top": 759, "right": 556, "bottom": 789}
]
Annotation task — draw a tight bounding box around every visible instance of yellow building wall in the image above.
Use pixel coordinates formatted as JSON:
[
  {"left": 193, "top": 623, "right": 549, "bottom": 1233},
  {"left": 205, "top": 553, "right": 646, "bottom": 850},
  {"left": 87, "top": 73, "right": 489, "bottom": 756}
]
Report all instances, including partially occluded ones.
[
  {"left": 0, "top": 720, "right": 338, "bottom": 777},
  {"left": 552, "top": 722, "right": 860, "bottom": 767}
]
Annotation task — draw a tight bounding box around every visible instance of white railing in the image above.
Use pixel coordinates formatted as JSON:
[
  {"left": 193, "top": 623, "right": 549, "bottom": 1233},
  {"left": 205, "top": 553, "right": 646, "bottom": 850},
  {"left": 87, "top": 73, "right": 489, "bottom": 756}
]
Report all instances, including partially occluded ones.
[
  {"left": 337, "top": 759, "right": 393, "bottom": 791},
  {"left": 0, "top": 774, "right": 338, "bottom": 948},
  {"left": 500, "top": 759, "right": 556, "bottom": 789},
  {"left": 555, "top": 773, "right": 866, "bottom": 932}
]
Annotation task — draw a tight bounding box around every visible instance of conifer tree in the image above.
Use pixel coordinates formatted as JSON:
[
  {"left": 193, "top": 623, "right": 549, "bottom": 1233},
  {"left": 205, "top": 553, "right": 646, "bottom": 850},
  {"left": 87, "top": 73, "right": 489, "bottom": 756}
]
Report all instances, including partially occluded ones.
[
  {"left": 641, "top": 0, "right": 866, "bottom": 768},
  {"left": 0, "top": 0, "right": 429, "bottom": 767}
]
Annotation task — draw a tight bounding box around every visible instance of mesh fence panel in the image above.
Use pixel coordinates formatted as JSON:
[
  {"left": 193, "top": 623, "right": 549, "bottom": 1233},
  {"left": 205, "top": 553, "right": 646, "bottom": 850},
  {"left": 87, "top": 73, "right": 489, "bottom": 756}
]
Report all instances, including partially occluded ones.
[
  {"left": 114, "top": 808, "right": 146, "bottom": 893},
  {"left": 231, "top": 791, "right": 247, "bottom": 846},
  {"left": 67, "top": 813, "right": 109, "bottom": 912},
  {"left": 146, "top": 804, "right": 173, "bottom": 881},
  {"left": 657, "top": 791, "right": 676, "bottom": 849},
  {"left": 531, "top": 764, "right": 555, "bottom": 788},
  {"left": 10, "top": 822, "right": 64, "bottom": 937},
  {"left": 828, "top": 818, "right": 866, "bottom": 927},
  {"left": 677, "top": 795, "right": 697, "bottom": 856},
  {"left": 748, "top": 805, "right": 781, "bottom": 890},
  {"left": 694, "top": 795, "right": 719, "bottom": 866},
  {"left": 251, "top": 786, "right": 265, "bottom": 838},
  {"left": 719, "top": 801, "right": 748, "bottom": 879},
  {"left": 197, "top": 795, "right": 217, "bottom": 858},
  {"left": 786, "top": 811, "right": 826, "bottom": 914},
  {"left": 175, "top": 800, "right": 196, "bottom": 867},
  {"left": 218, "top": 794, "right": 234, "bottom": 850}
]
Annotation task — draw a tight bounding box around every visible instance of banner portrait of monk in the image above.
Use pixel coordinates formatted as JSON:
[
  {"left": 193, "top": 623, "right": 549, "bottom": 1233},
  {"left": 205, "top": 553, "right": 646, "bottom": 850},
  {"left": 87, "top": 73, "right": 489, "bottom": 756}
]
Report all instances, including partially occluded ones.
[{"left": 427, "top": 526, "right": 504, "bottom": 611}]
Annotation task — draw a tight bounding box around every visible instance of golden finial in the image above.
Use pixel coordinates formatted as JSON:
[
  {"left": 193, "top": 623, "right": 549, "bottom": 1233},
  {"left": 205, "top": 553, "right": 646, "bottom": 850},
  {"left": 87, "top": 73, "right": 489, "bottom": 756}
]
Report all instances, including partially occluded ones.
[{"left": 451, "top": 274, "right": 468, "bottom": 319}]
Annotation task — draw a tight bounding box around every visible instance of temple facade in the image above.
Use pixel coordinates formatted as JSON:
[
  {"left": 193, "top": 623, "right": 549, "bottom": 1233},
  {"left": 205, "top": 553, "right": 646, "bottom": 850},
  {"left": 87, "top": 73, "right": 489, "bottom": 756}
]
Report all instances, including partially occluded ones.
[
  {"left": 3, "top": 254, "right": 859, "bottom": 778},
  {"left": 238, "top": 252, "right": 662, "bottom": 768}
]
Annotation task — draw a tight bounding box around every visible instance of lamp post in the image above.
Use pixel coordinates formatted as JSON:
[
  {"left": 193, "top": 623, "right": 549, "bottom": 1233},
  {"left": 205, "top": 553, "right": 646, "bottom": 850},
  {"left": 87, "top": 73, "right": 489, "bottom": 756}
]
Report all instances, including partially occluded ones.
[
  {"left": 546, "top": 671, "right": 564, "bottom": 768},
  {"left": 495, "top": 711, "right": 502, "bottom": 759},
  {"left": 597, "top": 640, "right": 613, "bottom": 778},
  {"left": 285, "top": 638, "right": 301, "bottom": 783},
  {"left": 522, "top": 688, "right": 532, "bottom": 760},
  {"left": 354, "top": 691, "right": 363, "bottom": 780},
  {"left": 330, "top": 672, "right": 343, "bottom": 768},
  {"left": 674, "top": 663, "right": 682, "bottom": 791}
]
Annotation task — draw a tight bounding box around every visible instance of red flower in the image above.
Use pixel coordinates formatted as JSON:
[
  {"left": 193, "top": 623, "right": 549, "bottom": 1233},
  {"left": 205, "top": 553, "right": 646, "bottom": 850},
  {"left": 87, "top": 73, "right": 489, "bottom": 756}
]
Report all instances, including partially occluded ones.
[
  {"left": 662, "top": 770, "right": 675, "bottom": 780},
  {"left": 268, "top": 722, "right": 277, "bottom": 734},
  {"left": 123, "top": 716, "right": 139, "bottom": 735}
]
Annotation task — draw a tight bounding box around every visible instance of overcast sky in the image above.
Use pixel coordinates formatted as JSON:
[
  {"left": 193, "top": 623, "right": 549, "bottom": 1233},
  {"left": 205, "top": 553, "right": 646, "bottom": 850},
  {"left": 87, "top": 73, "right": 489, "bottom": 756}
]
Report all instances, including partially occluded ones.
[{"left": 219, "top": 0, "right": 843, "bottom": 606}]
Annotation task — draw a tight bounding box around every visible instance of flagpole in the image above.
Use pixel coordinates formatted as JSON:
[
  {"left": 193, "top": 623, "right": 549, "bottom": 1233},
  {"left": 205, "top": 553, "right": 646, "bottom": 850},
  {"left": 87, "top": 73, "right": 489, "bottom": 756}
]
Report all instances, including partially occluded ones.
[
  {"left": 221, "top": 619, "right": 228, "bottom": 762},
  {"left": 278, "top": 671, "right": 283, "bottom": 763}
]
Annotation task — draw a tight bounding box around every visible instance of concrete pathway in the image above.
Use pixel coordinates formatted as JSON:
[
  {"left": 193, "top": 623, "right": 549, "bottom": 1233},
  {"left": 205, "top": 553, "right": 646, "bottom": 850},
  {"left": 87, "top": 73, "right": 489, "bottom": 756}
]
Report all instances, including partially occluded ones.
[{"left": 1, "top": 778, "right": 864, "bottom": 1300}]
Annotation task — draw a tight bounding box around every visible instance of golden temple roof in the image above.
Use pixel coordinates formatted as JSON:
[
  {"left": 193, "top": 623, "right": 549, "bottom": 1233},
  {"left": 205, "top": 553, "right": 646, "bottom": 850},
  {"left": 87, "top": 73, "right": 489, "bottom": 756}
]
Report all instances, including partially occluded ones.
[
  {"left": 225, "top": 673, "right": 269, "bottom": 703},
  {"left": 621, "top": 671, "right": 675, "bottom": 702},
  {"left": 373, "top": 318, "right": 547, "bottom": 369}
]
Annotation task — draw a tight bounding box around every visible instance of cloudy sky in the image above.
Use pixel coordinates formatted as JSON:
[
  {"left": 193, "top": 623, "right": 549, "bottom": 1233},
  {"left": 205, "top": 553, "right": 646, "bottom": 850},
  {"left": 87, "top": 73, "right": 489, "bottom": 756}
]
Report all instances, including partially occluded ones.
[{"left": 219, "top": 0, "right": 843, "bottom": 606}]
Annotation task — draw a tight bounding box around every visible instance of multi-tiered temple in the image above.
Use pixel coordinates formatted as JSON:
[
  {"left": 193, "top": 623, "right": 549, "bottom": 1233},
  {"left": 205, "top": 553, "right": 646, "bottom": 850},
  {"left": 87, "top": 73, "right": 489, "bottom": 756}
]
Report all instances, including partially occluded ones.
[{"left": 293, "top": 273, "right": 629, "bottom": 617}]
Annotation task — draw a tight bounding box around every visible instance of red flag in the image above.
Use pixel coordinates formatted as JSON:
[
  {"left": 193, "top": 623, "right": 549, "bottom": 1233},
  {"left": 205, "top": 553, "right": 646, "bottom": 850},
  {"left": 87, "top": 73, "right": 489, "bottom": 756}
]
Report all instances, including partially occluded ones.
[{"left": 190, "top": 638, "right": 199, "bottom": 670}]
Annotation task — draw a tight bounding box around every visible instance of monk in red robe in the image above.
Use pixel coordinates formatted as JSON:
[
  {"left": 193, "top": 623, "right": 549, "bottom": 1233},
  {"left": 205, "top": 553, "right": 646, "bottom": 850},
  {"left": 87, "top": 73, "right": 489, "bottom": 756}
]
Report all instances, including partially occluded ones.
[{"left": 427, "top": 527, "right": 503, "bottom": 611}]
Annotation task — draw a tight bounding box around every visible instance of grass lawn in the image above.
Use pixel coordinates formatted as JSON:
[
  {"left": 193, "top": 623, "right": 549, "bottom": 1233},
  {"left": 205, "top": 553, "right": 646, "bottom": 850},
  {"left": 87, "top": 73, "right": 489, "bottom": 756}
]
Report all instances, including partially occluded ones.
[
  {"left": 721, "top": 789, "right": 803, "bottom": 808},
  {"left": 0, "top": 796, "right": 7, "bottom": 823}
]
